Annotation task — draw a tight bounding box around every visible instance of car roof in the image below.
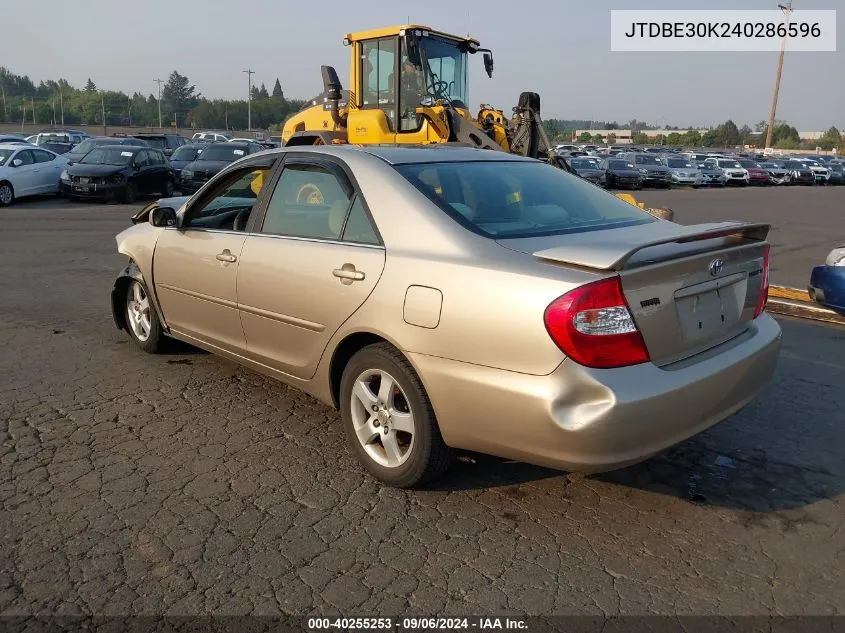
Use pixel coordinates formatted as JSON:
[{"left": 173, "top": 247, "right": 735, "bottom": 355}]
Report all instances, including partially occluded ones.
[
  {"left": 86, "top": 144, "right": 148, "bottom": 152},
  {"left": 332, "top": 144, "right": 538, "bottom": 165}
]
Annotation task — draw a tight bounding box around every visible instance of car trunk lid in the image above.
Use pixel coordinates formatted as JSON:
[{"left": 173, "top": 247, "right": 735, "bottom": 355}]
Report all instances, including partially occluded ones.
[{"left": 498, "top": 221, "right": 770, "bottom": 367}]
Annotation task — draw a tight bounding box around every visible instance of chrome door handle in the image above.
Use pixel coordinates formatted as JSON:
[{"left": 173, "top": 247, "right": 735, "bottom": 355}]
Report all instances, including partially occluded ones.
[
  {"left": 333, "top": 267, "right": 365, "bottom": 281},
  {"left": 216, "top": 250, "right": 237, "bottom": 263}
]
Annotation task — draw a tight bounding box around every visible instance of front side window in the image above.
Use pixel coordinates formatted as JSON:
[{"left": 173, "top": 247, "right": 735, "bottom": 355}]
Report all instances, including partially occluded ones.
[
  {"left": 361, "top": 37, "right": 397, "bottom": 129},
  {"left": 185, "top": 167, "right": 271, "bottom": 230},
  {"left": 15, "top": 150, "right": 36, "bottom": 166},
  {"left": 261, "top": 164, "right": 352, "bottom": 240},
  {"left": 397, "top": 160, "right": 655, "bottom": 239}
]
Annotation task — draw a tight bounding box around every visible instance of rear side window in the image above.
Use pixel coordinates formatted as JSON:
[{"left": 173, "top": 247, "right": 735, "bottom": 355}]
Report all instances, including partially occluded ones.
[
  {"left": 261, "top": 164, "right": 352, "bottom": 240},
  {"left": 396, "top": 161, "right": 654, "bottom": 239},
  {"left": 33, "top": 149, "right": 55, "bottom": 163}
]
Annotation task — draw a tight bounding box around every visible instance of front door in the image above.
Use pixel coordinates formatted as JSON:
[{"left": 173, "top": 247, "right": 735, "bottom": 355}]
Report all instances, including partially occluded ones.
[
  {"left": 237, "top": 159, "right": 386, "bottom": 379},
  {"left": 152, "top": 162, "right": 276, "bottom": 354},
  {"left": 10, "top": 149, "right": 41, "bottom": 196}
]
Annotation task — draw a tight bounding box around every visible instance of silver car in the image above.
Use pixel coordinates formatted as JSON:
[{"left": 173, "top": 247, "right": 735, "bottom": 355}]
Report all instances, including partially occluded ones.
[{"left": 112, "top": 145, "right": 781, "bottom": 487}]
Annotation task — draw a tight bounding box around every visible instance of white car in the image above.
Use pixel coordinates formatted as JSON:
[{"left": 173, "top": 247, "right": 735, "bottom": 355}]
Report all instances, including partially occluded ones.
[
  {"left": 191, "top": 131, "right": 231, "bottom": 143},
  {"left": 0, "top": 143, "right": 69, "bottom": 207},
  {"left": 705, "top": 158, "right": 749, "bottom": 185}
]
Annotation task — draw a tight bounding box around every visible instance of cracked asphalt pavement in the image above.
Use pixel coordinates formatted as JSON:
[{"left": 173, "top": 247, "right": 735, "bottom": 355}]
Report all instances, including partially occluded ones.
[{"left": 1, "top": 194, "right": 843, "bottom": 617}]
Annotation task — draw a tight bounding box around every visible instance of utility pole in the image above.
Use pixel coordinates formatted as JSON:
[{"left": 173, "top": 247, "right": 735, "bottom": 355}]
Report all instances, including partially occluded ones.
[
  {"left": 0, "top": 80, "right": 7, "bottom": 121},
  {"left": 60, "top": 89, "right": 64, "bottom": 126},
  {"left": 31, "top": 97, "right": 35, "bottom": 125},
  {"left": 243, "top": 68, "right": 254, "bottom": 131},
  {"left": 52, "top": 99, "right": 56, "bottom": 125},
  {"left": 101, "top": 92, "right": 106, "bottom": 135},
  {"left": 765, "top": 1, "right": 793, "bottom": 149},
  {"left": 154, "top": 78, "right": 164, "bottom": 130},
  {"left": 127, "top": 95, "right": 132, "bottom": 126}
]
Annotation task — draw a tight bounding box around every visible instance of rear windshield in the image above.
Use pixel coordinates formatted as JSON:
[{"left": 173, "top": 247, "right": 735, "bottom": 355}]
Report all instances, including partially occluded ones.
[
  {"left": 134, "top": 136, "right": 164, "bottom": 149},
  {"left": 607, "top": 159, "right": 635, "bottom": 169},
  {"left": 396, "top": 161, "right": 655, "bottom": 239},
  {"left": 667, "top": 158, "right": 694, "bottom": 168},
  {"left": 198, "top": 145, "right": 247, "bottom": 161},
  {"left": 172, "top": 146, "right": 202, "bottom": 161},
  {"left": 633, "top": 155, "right": 661, "bottom": 165}
]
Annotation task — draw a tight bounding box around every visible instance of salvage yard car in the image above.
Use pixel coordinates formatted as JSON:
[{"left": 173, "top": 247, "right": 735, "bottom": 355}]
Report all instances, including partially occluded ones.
[
  {"left": 663, "top": 157, "right": 702, "bottom": 187},
  {"left": 61, "top": 145, "right": 174, "bottom": 203},
  {"left": 111, "top": 145, "right": 782, "bottom": 488},
  {"left": 601, "top": 158, "right": 643, "bottom": 190},
  {"left": 809, "top": 245, "right": 845, "bottom": 315},
  {"left": 179, "top": 141, "right": 264, "bottom": 194},
  {"left": 0, "top": 143, "right": 69, "bottom": 206},
  {"left": 758, "top": 161, "right": 792, "bottom": 185},
  {"left": 705, "top": 158, "right": 749, "bottom": 186}
]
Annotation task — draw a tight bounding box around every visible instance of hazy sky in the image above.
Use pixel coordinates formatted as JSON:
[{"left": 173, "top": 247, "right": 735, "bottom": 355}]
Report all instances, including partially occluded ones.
[{"left": 2, "top": 0, "right": 842, "bottom": 129}]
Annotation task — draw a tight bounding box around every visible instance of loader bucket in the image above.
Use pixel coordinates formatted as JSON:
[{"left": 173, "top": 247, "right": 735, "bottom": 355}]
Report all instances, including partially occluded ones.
[{"left": 614, "top": 193, "right": 675, "bottom": 222}]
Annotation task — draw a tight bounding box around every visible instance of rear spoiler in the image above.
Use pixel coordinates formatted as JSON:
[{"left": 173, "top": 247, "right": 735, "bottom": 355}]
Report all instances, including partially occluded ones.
[{"left": 532, "top": 221, "right": 771, "bottom": 271}]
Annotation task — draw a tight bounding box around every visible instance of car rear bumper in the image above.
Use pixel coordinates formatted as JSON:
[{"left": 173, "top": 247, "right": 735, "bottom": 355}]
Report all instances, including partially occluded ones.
[
  {"left": 809, "top": 265, "right": 845, "bottom": 314},
  {"left": 411, "top": 313, "right": 781, "bottom": 473}
]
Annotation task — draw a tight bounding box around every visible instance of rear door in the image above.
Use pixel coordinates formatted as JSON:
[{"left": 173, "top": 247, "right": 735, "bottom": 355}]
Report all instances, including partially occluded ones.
[
  {"left": 31, "top": 149, "right": 63, "bottom": 193},
  {"left": 236, "top": 157, "right": 386, "bottom": 379}
]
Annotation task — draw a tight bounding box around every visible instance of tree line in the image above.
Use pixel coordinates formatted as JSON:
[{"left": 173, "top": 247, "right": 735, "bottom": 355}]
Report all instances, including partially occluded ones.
[{"left": 0, "top": 68, "right": 307, "bottom": 131}]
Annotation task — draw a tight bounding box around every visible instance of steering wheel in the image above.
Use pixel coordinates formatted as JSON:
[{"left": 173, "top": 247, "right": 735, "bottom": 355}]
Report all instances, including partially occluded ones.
[{"left": 233, "top": 207, "right": 251, "bottom": 232}]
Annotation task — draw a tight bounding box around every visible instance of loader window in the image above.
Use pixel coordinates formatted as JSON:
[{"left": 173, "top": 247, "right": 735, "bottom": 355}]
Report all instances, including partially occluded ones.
[{"left": 361, "top": 37, "right": 397, "bottom": 130}]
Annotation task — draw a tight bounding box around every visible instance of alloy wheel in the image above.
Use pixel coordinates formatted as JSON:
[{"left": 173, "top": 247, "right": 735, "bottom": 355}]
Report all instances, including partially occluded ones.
[
  {"left": 349, "top": 369, "right": 415, "bottom": 468},
  {"left": 126, "top": 281, "right": 151, "bottom": 342}
]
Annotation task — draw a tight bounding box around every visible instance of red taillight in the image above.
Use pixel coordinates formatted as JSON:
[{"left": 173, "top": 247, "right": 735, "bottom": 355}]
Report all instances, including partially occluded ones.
[
  {"left": 754, "top": 245, "right": 770, "bottom": 318},
  {"left": 544, "top": 276, "right": 650, "bottom": 369}
]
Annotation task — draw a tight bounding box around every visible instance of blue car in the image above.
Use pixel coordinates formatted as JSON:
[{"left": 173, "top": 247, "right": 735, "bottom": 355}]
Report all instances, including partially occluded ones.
[{"left": 809, "top": 246, "right": 845, "bottom": 315}]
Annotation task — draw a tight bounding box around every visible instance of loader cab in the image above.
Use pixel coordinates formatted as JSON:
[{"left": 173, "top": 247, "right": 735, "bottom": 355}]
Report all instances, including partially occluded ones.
[{"left": 346, "top": 25, "right": 487, "bottom": 142}]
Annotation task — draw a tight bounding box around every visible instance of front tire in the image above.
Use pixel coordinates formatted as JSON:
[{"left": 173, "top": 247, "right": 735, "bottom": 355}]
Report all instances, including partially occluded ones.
[
  {"left": 340, "top": 343, "right": 453, "bottom": 488},
  {"left": 125, "top": 279, "right": 163, "bottom": 353},
  {"left": 122, "top": 182, "right": 138, "bottom": 204},
  {"left": 0, "top": 181, "right": 14, "bottom": 207}
]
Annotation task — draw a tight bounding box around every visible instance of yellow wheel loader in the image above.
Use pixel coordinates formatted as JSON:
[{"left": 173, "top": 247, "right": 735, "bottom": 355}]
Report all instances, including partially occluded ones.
[{"left": 282, "top": 24, "right": 673, "bottom": 220}]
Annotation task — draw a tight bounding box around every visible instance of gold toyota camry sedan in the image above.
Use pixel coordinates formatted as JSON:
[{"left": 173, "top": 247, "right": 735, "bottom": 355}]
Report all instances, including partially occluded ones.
[{"left": 112, "top": 145, "right": 781, "bottom": 488}]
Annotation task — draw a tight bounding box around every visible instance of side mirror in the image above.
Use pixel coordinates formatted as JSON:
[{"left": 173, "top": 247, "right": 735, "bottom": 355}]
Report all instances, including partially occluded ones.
[
  {"left": 150, "top": 206, "right": 178, "bottom": 228},
  {"left": 11, "top": 159, "right": 22, "bottom": 167},
  {"left": 483, "top": 52, "right": 494, "bottom": 78}
]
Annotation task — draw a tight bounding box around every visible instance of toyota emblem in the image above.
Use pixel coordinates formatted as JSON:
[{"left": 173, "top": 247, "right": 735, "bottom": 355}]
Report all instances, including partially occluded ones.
[{"left": 709, "top": 258, "right": 725, "bottom": 276}]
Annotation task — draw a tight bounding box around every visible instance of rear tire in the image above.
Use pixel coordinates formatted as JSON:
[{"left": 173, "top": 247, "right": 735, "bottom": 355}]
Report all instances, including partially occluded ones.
[
  {"left": 340, "top": 343, "right": 454, "bottom": 488},
  {"left": 0, "top": 181, "right": 14, "bottom": 207}
]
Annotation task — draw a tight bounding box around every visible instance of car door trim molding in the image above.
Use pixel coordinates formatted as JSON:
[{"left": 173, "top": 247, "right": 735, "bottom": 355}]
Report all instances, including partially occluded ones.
[
  {"left": 157, "top": 283, "right": 238, "bottom": 309},
  {"left": 238, "top": 302, "right": 326, "bottom": 332}
]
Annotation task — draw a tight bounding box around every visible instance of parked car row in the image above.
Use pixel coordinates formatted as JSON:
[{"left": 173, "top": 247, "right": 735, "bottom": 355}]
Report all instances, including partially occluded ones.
[
  {"left": 557, "top": 146, "right": 845, "bottom": 189},
  {"left": 0, "top": 132, "right": 272, "bottom": 206}
]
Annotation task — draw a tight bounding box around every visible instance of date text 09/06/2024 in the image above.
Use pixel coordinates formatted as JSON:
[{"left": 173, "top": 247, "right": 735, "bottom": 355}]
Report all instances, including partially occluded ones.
[{"left": 306, "top": 617, "right": 528, "bottom": 630}]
